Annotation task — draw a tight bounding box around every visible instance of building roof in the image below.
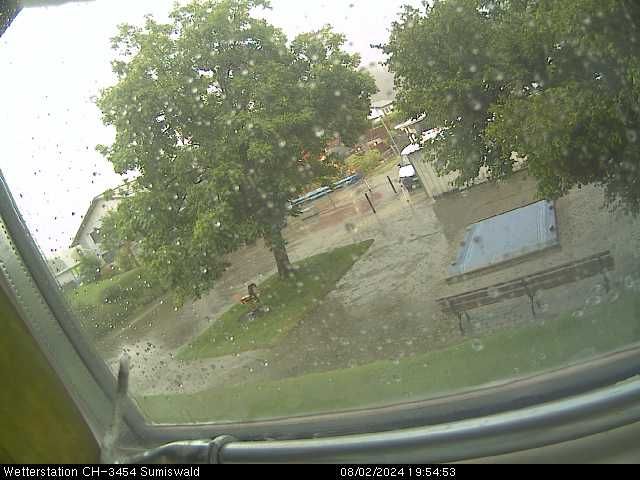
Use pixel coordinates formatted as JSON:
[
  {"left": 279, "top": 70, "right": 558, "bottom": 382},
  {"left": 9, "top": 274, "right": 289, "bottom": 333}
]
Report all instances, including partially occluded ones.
[
  {"left": 421, "top": 127, "right": 447, "bottom": 143},
  {"left": 53, "top": 262, "right": 80, "bottom": 277},
  {"left": 46, "top": 251, "right": 81, "bottom": 277},
  {"left": 371, "top": 99, "right": 394, "bottom": 109},
  {"left": 368, "top": 100, "right": 395, "bottom": 120},
  {"left": 46, "top": 257, "right": 68, "bottom": 274},
  {"left": 401, "top": 144, "right": 422, "bottom": 156},
  {"left": 394, "top": 113, "right": 428, "bottom": 130}
]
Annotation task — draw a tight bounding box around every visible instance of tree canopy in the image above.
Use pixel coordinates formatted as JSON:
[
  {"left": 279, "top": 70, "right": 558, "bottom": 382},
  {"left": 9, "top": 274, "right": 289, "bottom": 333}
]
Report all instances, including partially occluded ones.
[
  {"left": 97, "top": 0, "right": 376, "bottom": 303},
  {"left": 382, "top": 0, "right": 640, "bottom": 210}
]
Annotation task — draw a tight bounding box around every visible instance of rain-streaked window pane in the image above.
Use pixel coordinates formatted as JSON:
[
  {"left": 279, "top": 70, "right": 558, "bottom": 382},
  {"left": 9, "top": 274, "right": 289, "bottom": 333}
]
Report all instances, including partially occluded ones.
[{"left": 1, "top": 0, "right": 639, "bottom": 426}]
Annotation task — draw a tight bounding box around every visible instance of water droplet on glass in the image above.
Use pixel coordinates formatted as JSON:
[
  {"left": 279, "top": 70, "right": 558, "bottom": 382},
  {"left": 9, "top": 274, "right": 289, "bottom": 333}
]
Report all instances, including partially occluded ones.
[
  {"left": 586, "top": 295, "right": 602, "bottom": 307},
  {"left": 471, "top": 338, "right": 484, "bottom": 352},
  {"left": 624, "top": 275, "right": 635, "bottom": 290}
]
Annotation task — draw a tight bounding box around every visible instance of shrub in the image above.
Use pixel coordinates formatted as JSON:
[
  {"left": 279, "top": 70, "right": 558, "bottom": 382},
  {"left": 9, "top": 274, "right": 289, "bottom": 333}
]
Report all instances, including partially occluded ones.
[
  {"left": 77, "top": 252, "right": 102, "bottom": 284},
  {"left": 100, "top": 263, "right": 120, "bottom": 280},
  {"left": 114, "top": 244, "right": 138, "bottom": 273},
  {"left": 345, "top": 150, "right": 384, "bottom": 176},
  {"left": 66, "top": 267, "right": 167, "bottom": 340}
]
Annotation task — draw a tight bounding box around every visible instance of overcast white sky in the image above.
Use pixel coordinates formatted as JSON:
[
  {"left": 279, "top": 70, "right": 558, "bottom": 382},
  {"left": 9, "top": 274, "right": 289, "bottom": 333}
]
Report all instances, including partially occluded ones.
[{"left": 0, "top": 0, "right": 423, "bottom": 255}]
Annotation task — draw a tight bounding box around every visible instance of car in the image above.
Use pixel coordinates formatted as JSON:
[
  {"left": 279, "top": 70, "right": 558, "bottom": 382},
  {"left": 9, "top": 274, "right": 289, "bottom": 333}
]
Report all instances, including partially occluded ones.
[{"left": 398, "top": 163, "right": 421, "bottom": 192}]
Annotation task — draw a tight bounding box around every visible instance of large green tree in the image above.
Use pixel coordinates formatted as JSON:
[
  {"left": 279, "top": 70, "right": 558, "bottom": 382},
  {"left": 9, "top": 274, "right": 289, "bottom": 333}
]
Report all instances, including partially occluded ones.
[
  {"left": 383, "top": 0, "right": 640, "bottom": 211},
  {"left": 96, "top": 0, "right": 376, "bottom": 303}
]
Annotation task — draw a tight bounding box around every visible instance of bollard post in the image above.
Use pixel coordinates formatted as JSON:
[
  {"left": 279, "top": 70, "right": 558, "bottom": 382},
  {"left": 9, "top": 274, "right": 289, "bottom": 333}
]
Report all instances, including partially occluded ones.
[
  {"left": 364, "top": 192, "right": 377, "bottom": 214},
  {"left": 387, "top": 176, "right": 397, "bottom": 194}
]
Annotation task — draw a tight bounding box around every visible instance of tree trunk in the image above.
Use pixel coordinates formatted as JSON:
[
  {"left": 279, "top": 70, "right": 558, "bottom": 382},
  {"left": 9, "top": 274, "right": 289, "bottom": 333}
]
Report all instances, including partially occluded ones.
[
  {"left": 265, "top": 225, "right": 293, "bottom": 278},
  {"left": 125, "top": 241, "right": 140, "bottom": 268}
]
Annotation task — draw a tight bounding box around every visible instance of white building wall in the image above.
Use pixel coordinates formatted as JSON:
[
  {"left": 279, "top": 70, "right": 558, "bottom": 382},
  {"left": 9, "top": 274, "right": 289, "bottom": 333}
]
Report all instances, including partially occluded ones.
[
  {"left": 56, "top": 269, "right": 79, "bottom": 287},
  {"left": 77, "top": 198, "right": 120, "bottom": 256},
  {"left": 406, "top": 148, "right": 527, "bottom": 199},
  {"left": 407, "top": 149, "right": 460, "bottom": 198},
  {"left": 47, "top": 247, "right": 82, "bottom": 287}
]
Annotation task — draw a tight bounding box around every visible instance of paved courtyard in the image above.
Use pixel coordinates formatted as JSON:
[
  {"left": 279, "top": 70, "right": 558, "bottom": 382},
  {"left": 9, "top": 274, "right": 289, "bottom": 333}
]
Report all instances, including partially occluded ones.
[{"left": 96, "top": 167, "right": 640, "bottom": 397}]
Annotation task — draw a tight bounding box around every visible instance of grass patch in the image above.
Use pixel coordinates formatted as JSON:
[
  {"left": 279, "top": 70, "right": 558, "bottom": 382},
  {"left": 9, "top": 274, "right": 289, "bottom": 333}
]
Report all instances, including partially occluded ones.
[
  {"left": 141, "top": 289, "right": 640, "bottom": 423},
  {"left": 178, "top": 239, "right": 374, "bottom": 361},
  {"left": 345, "top": 150, "right": 384, "bottom": 176},
  {"left": 371, "top": 154, "right": 401, "bottom": 176},
  {"left": 66, "top": 268, "right": 166, "bottom": 340}
]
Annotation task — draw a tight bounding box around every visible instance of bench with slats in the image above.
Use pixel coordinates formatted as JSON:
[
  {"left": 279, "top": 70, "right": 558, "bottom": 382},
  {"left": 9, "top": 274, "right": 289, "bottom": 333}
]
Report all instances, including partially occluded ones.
[{"left": 436, "top": 251, "right": 614, "bottom": 334}]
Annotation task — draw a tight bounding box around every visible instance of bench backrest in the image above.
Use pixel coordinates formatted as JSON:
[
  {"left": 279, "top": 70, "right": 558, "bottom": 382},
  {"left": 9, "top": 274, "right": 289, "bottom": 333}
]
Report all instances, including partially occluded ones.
[{"left": 438, "top": 251, "right": 613, "bottom": 314}]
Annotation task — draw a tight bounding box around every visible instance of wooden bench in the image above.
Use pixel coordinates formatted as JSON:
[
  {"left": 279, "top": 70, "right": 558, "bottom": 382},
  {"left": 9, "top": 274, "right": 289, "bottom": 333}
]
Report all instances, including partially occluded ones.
[{"left": 436, "top": 251, "right": 614, "bottom": 334}]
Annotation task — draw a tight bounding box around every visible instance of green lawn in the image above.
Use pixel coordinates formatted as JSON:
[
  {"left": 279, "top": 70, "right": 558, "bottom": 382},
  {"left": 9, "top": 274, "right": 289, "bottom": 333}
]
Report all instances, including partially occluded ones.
[
  {"left": 178, "top": 239, "right": 375, "bottom": 360},
  {"left": 371, "top": 154, "right": 401, "bottom": 176},
  {"left": 66, "top": 268, "right": 166, "bottom": 340},
  {"left": 141, "top": 289, "right": 640, "bottom": 423}
]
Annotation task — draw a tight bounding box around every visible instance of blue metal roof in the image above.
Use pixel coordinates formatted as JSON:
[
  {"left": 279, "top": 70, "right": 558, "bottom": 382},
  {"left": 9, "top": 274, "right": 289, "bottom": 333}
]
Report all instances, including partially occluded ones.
[{"left": 449, "top": 200, "right": 559, "bottom": 278}]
